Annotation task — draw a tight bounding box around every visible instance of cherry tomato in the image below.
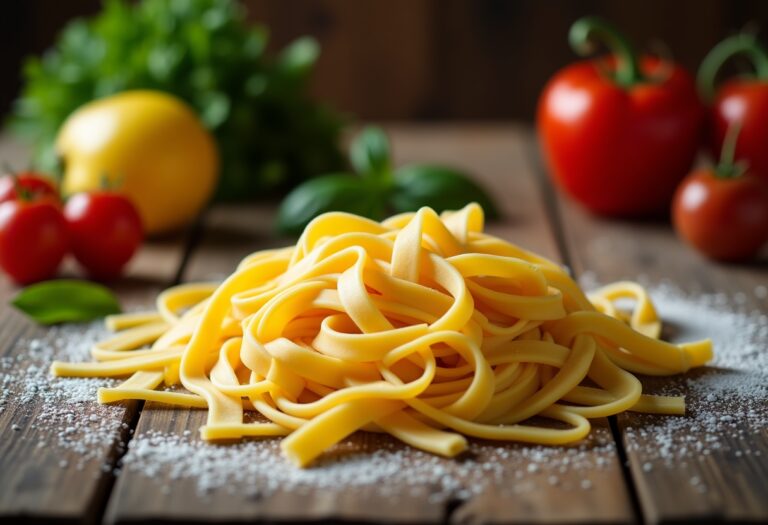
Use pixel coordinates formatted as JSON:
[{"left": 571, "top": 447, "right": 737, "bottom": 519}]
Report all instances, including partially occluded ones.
[
  {"left": 699, "top": 34, "right": 768, "bottom": 181},
  {"left": 0, "top": 200, "right": 69, "bottom": 284},
  {"left": 673, "top": 169, "right": 768, "bottom": 261},
  {"left": 0, "top": 172, "right": 59, "bottom": 204},
  {"left": 64, "top": 192, "right": 143, "bottom": 280},
  {"left": 710, "top": 81, "right": 768, "bottom": 181}
]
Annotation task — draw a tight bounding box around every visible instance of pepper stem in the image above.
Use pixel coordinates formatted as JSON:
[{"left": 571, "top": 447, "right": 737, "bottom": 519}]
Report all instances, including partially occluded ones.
[
  {"left": 569, "top": 16, "right": 645, "bottom": 87},
  {"left": 715, "top": 122, "right": 747, "bottom": 179},
  {"left": 698, "top": 33, "right": 768, "bottom": 102}
]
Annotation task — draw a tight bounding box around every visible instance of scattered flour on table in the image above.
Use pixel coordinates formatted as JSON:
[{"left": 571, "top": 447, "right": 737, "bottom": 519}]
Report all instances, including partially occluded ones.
[
  {"left": 120, "top": 427, "right": 616, "bottom": 500},
  {"left": 581, "top": 274, "right": 768, "bottom": 493},
  {"left": 2, "top": 280, "right": 767, "bottom": 500},
  {"left": 115, "top": 281, "right": 767, "bottom": 499},
  {"left": 626, "top": 284, "right": 767, "bottom": 452},
  {"left": 0, "top": 322, "right": 126, "bottom": 469}
]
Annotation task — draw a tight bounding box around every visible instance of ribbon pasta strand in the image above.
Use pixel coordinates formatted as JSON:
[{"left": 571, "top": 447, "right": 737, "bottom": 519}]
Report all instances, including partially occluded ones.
[{"left": 51, "top": 204, "right": 713, "bottom": 467}]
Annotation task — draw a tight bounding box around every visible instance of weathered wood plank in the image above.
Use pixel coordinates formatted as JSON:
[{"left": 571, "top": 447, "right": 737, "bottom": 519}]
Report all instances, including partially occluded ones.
[
  {"left": 106, "top": 125, "right": 635, "bottom": 524},
  {"left": 552, "top": 169, "right": 768, "bottom": 523},
  {"left": 182, "top": 203, "right": 282, "bottom": 282},
  {"left": 0, "top": 132, "right": 191, "bottom": 523},
  {"left": 0, "top": 242, "right": 189, "bottom": 523},
  {"left": 397, "top": 126, "right": 633, "bottom": 524}
]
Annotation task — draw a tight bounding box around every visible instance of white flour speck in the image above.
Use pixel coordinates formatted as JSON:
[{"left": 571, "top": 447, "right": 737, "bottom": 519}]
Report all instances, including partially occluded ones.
[
  {"left": 581, "top": 279, "right": 768, "bottom": 469},
  {"left": 118, "top": 427, "right": 617, "bottom": 500},
  {"left": 3, "top": 280, "right": 766, "bottom": 502},
  {"left": 0, "top": 322, "right": 125, "bottom": 468}
]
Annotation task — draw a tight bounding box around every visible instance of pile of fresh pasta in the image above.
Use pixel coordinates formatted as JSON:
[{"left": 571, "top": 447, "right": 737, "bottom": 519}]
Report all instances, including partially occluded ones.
[{"left": 52, "top": 204, "right": 712, "bottom": 467}]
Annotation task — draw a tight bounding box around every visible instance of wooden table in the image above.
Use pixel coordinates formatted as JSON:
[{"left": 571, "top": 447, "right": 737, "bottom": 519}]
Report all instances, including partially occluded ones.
[{"left": 0, "top": 125, "right": 766, "bottom": 524}]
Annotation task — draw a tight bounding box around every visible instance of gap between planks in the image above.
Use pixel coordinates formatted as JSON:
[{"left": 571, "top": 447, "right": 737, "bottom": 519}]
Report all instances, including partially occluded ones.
[
  {"left": 90, "top": 215, "right": 209, "bottom": 524},
  {"left": 540, "top": 143, "right": 768, "bottom": 521},
  {"left": 0, "top": 241, "right": 195, "bottom": 524},
  {"left": 558, "top": 203, "right": 768, "bottom": 523},
  {"left": 0, "top": 132, "right": 198, "bottom": 524},
  {"left": 525, "top": 134, "right": 647, "bottom": 525},
  {"left": 104, "top": 124, "right": 637, "bottom": 525}
]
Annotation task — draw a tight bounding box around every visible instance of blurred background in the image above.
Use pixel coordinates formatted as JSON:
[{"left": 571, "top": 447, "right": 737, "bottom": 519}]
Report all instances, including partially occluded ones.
[
  {"left": 0, "top": 0, "right": 765, "bottom": 287},
  {"left": 3, "top": 0, "right": 768, "bottom": 122}
]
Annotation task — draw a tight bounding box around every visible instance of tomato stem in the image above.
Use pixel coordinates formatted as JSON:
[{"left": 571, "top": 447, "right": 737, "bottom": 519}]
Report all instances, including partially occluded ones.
[
  {"left": 698, "top": 33, "right": 768, "bottom": 102},
  {"left": 715, "top": 122, "right": 747, "bottom": 179},
  {"left": 569, "top": 17, "right": 645, "bottom": 87},
  {"left": 4, "top": 163, "right": 31, "bottom": 202},
  {"left": 12, "top": 178, "right": 33, "bottom": 202}
]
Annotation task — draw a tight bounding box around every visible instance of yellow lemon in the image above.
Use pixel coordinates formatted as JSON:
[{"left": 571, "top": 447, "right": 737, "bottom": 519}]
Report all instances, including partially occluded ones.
[{"left": 57, "top": 90, "right": 218, "bottom": 235}]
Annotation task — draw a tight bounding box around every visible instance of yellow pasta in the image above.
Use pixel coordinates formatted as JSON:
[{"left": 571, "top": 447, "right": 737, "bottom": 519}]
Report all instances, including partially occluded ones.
[{"left": 51, "top": 204, "right": 712, "bottom": 467}]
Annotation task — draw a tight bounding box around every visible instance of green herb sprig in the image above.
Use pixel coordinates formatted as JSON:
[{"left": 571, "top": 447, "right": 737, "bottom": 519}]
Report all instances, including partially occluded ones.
[
  {"left": 10, "top": 0, "right": 344, "bottom": 200},
  {"left": 277, "top": 126, "right": 498, "bottom": 235}
]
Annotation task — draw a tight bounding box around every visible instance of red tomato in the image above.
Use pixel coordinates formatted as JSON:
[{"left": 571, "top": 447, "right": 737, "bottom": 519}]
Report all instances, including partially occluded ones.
[
  {"left": 711, "top": 81, "right": 768, "bottom": 181},
  {"left": 0, "top": 172, "right": 59, "bottom": 204},
  {"left": 538, "top": 18, "right": 704, "bottom": 217},
  {"left": 64, "top": 192, "right": 143, "bottom": 280},
  {"left": 699, "top": 34, "right": 768, "bottom": 181},
  {"left": 673, "top": 168, "right": 768, "bottom": 261},
  {"left": 0, "top": 200, "right": 69, "bottom": 284}
]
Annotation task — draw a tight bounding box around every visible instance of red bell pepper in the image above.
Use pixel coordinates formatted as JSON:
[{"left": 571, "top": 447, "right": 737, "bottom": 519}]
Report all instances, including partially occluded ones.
[
  {"left": 699, "top": 33, "right": 768, "bottom": 182},
  {"left": 537, "top": 17, "right": 705, "bottom": 217}
]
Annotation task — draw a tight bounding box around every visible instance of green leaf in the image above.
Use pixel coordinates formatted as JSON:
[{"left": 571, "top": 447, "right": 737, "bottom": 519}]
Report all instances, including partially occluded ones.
[
  {"left": 9, "top": 0, "right": 344, "bottom": 201},
  {"left": 276, "top": 174, "right": 387, "bottom": 235},
  {"left": 349, "top": 126, "right": 391, "bottom": 179},
  {"left": 12, "top": 280, "right": 122, "bottom": 325},
  {"left": 392, "top": 165, "right": 499, "bottom": 218},
  {"left": 197, "top": 91, "right": 231, "bottom": 129}
]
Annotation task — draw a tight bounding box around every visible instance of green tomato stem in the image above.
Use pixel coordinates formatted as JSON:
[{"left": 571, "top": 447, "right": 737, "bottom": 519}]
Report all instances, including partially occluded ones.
[
  {"left": 6, "top": 166, "right": 32, "bottom": 203},
  {"left": 698, "top": 33, "right": 768, "bottom": 102},
  {"left": 14, "top": 180, "right": 33, "bottom": 202},
  {"left": 569, "top": 16, "right": 645, "bottom": 87},
  {"left": 715, "top": 122, "right": 747, "bottom": 179}
]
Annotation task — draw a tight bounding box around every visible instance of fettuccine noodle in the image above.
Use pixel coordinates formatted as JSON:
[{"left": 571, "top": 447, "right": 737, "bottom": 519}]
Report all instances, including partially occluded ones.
[{"left": 51, "top": 204, "right": 712, "bottom": 467}]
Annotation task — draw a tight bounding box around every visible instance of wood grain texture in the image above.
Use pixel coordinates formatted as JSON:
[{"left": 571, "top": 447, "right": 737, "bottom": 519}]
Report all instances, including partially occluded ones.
[
  {"left": 0, "top": 133, "right": 192, "bottom": 522},
  {"left": 0, "top": 242, "right": 188, "bottom": 523},
  {"left": 182, "top": 203, "right": 284, "bottom": 282},
  {"left": 6, "top": 0, "right": 768, "bottom": 121},
  {"left": 243, "top": 0, "right": 765, "bottom": 120},
  {"left": 106, "top": 407, "right": 450, "bottom": 524},
  {"left": 551, "top": 176, "right": 768, "bottom": 523},
  {"left": 6, "top": 125, "right": 767, "bottom": 524},
  {"left": 105, "top": 125, "right": 635, "bottom": 524},
  {"left": 387, "top": 125, "right": 559, "bottom": 260}
]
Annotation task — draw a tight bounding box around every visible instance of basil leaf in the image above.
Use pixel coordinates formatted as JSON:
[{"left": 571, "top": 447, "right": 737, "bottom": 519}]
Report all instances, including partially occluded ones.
[
  {"left": 12, "top": 280, "right": 122, "bottom": 325},
  {"left": 349, "top": 126, "right": 391, "bottom": 179},
  {"left": 392, "top": 165, "right": 499, "bottom": 218},
  {"left": 276, "top": 174, "right": 387, "bottom": 235}
]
